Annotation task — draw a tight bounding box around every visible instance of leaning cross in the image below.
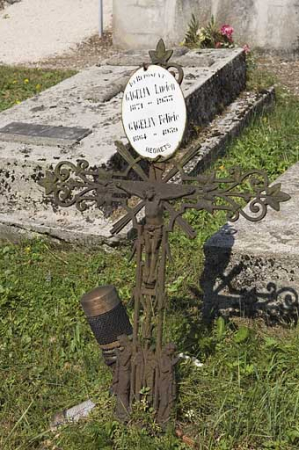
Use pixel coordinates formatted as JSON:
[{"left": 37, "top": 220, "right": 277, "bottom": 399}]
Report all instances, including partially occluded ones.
[{"left": 39, "top": 40, "right": 290, "bottom": 425}]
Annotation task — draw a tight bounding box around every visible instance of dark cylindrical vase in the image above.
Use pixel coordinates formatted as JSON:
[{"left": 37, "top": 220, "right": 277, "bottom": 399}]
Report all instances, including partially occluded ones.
[{"left": 81, "top": 285, "right": 132, "bottom": 369}]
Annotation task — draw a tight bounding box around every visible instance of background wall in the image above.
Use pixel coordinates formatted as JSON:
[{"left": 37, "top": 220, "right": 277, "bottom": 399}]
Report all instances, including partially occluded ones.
[
  {"left": 113, "top": 0, "right": 209, "bottom": 49},
  {"left": 113, "top": 0, "right": 299, "bottom": 54}
]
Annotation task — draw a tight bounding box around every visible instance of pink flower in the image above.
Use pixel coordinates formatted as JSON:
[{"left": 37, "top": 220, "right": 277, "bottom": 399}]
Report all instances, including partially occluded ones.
[
  {"left": 243, "top": 44, "right": 250, "bottom": 54},
  {"left": 215, "top": 42, "right": 222, "bottom": 48},
  {"left": 221, "top": 25, "right": 234, "bottom": 39}
]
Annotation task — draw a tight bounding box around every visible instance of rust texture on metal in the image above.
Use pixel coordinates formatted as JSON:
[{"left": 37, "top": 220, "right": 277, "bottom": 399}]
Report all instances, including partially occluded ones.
[
  {"left": 39, "top": 40, "right": 291, "bottom": 426},
  {"left": 81, "top": 285, "right": 121, "bottom": 317}
]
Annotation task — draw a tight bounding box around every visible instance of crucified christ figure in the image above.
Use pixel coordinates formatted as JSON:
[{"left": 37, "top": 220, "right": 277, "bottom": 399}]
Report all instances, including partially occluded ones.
[{"left": 117, "top": 181, "right": 195, "bottom": 287}]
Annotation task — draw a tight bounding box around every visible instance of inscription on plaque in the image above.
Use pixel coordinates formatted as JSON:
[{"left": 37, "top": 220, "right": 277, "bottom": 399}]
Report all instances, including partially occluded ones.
[
  {"left": 0, "top": 122, "right": 91, "bottom": 146},
  {"left": 122, "top": 65, "right": 187, "bottom": 160}
]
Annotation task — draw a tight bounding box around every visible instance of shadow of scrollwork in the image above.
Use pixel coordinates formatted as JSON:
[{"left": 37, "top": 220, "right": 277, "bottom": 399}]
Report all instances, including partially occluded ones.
[{"left": 201, "top": 225, "right": 299, "bottom": 325}]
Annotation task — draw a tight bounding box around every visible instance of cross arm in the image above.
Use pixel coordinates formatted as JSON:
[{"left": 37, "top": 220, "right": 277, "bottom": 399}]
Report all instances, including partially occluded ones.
[
  {"left": 166, "top": 167, "right": 291, "bottom": 232},
  {"left": 38, "top": 160, "right": 131, "bottom": 212}
]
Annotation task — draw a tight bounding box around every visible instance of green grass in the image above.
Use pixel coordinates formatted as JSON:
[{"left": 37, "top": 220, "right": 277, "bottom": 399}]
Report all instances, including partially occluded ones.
[
  {"left": 1, "top": 65, "right": 299, "bottom": 449},
  {"left": 2, "top": 241, "right": 299, "bottom": 449},
  {"left": 0, "top": 66, "right": 76, "bottom": 112}
]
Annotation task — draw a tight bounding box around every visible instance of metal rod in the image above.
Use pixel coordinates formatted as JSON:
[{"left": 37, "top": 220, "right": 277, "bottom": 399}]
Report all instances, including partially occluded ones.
[
  {"left": 130, "top": 225, "right": 143, "bottom": 403},
  {"left": 99, "top": 0, "right": 103, "bottom": 38},
  {"left": 153, "top": 230, "right": 168, "bottom": 411}
]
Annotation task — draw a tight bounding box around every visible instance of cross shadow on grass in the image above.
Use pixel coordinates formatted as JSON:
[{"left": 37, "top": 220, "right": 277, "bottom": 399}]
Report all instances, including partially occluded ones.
[{"left": 201, "top": 223, "right": 299, "bottom": 325}]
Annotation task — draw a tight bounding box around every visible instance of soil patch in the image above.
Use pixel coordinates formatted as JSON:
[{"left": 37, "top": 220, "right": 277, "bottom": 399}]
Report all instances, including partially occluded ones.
[
  {"left": 23, "top": 32, "right": 116, "bottom": 71},
  {"left": 258, "top": 55, "right": 299, "bottom": 97}
]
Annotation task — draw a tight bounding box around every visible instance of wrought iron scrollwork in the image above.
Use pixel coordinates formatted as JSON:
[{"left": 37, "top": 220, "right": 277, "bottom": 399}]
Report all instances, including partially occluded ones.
[
  {"left": 39, "top": 145, "right": 290, "bottom": 425},
  {"left": 172, "top": 166, "right": 290, "bottom": 225},
  {"left": 38, "top": 38, "right": 291, "bottom": 426},
  {"left": 40, "top": 159, "right": 127, "bottom": 212},
  {"left": 40, "top": 154, "right": 290, "bottom": 230},
  {"left": 148, "top": 39, "right": 184, "bottom": 85}
]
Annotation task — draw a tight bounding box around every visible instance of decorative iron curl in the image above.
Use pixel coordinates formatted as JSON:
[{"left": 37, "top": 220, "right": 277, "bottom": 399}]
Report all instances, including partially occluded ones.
[
  {"left": 224, "top": 198, "right": 266, "bottom": 222},
  {"left": 165, "top": 167, "right": 290, "bottom": 229},
  {"left": 208, "top": 168, "right": 274, "bottom": 222},
  {"left": 54, "top": 161, "right": 77, "bottom": 182},
  {"left": 165, "top": 63, "right": 184, "bottom": 85},
  {"left": 39, "top": 160, "right": 129, "bottom": 213}
]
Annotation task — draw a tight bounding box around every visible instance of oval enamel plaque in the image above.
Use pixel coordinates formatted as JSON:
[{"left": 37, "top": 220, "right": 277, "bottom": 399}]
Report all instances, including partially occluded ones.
[{"left": 122, "top": 65, "right": 187, "bottom": 160}]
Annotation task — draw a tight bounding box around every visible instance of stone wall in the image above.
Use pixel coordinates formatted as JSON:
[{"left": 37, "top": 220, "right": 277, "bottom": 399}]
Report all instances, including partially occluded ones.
[
  {"left": 113, "top": 0, "right": 210, "bottom": 50},
  {"left": 113, "top": 0, "right": 299, "bottom": 54},
  {"left": 1, "top": 0, "right": 22, "bottom": 10},
  {"left": 212, "top": 0, "right": 299, "bottom": 54}
]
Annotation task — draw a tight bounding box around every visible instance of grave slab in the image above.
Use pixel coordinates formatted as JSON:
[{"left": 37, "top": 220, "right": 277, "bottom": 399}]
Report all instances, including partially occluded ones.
[
  {"left": 0, "top": 48, "right": 247, "bottom": 244},
  {"left": 202, "top": 163, "right": 299, "bottom": 322},
  {"left": 0, "top": 122, "right": 91, "bottom": 146}
]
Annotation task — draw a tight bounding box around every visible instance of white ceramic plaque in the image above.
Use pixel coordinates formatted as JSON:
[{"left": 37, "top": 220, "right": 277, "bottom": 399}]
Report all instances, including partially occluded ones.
[{"left": 122, "top": 65, "right": 187, "bottom": 160}]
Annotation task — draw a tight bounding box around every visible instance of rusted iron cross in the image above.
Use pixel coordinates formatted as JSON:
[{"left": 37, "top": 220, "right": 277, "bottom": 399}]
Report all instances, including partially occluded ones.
[{"left": 39, "top": 40, "right": 291, "bottom": 426}]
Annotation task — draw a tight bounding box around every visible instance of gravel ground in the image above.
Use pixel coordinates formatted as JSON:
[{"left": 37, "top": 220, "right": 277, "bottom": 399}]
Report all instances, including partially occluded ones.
[
  {"left": 28, "top": 32, "right": 116, "bottom": 70},
  {"left": 0, "top": 0, "right": 112, "bottom": 65},
  {"left": 257, "top": 55, "right": 299, "bottom": 97},
  {"left": 0, "top": 0, "right": 298, "bottom": 97}
]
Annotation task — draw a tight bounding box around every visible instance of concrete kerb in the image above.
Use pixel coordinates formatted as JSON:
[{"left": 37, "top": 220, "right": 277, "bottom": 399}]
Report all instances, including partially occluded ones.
[
  {"left": 202, "top": 162, "right": 299, "bottom": 323},
  {"left": 170, "top": 87, "right": 275, "bottom": 183}
]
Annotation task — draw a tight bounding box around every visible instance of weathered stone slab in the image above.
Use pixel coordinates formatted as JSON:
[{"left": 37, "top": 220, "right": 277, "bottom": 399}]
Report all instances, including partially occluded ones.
[
  {"left": 0, "top": 88, "right": 274, "bottom": 246},
  {"left": 0, "top": 122, "right": 91, "bottom": 146},
  {"left": 105, "top": 48, "right": 214, "bottom": 68},
  {"left": 0, "top": 48, "right": 246, "bottom": 244},
  {"left": 202, "top": 163, "right": 299, "bottom": 323}
]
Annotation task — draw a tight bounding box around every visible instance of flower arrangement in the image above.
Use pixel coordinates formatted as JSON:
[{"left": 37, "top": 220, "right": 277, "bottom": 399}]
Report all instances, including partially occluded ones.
[{"left": 184, "top": 15, "right": 250, "bottom": 54}]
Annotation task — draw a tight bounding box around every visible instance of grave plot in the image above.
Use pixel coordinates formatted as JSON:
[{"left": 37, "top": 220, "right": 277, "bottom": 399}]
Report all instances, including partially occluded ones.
[
  {"left": 0, "top": 47, "right": 253, "bottom": 244},
  {"left": 203, "top": 163, "right": 299, "bottom": 322},
  {"left": 38, "top": 47, "right": 290, "bottom": 425}
]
